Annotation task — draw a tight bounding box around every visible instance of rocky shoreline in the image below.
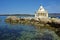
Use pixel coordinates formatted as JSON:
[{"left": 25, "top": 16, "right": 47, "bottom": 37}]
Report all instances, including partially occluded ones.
[{"left": 5, "top": 16, "right": 60, "bottom": 37}]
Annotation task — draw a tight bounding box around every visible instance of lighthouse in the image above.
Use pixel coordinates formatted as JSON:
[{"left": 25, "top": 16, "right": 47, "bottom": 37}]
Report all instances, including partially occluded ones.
[{"left": 35, "top": 5, "right": 48, "bottom": 20}]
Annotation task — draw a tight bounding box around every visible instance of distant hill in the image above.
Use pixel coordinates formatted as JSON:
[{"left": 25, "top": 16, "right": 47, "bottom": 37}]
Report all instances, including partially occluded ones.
[
  {"left": 0, "top": 14, "right": 34, "bottom": 16},
  {"left": 0, "top": 13, "right": 60, "bottom": 17},
  {"left": 49, "top": 13, "right": 60, "bottom": 17}
]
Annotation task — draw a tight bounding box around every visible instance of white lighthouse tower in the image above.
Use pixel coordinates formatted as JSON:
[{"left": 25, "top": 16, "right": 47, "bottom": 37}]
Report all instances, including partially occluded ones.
[{"left": 35, "top": 5, "right": 48, "bottom": 20}]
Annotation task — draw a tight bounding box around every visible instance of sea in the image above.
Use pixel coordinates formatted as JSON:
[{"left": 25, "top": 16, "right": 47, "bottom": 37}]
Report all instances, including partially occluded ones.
[{"left": 0, "top": 16, "right": 60, "bottom": 40}]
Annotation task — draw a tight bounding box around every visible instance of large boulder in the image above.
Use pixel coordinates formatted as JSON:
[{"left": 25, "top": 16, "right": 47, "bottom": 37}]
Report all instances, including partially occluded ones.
[
  {"left": 51, "top": 18, "right": 60, "bottom": 24},
  {"left": 6, "top": 16, "right": 20, "bottom": 20},
  {"left": 38, "top": 18, "right": 51, "bottom": 24},
  {"left": 5, "top": 16, "right": 20, "bottom": 23}
]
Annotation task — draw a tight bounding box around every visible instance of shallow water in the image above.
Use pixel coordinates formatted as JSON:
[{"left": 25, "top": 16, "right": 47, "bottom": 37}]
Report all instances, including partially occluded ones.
[{"left": 0, "top": 16, "right": 59, "bottom": 40}]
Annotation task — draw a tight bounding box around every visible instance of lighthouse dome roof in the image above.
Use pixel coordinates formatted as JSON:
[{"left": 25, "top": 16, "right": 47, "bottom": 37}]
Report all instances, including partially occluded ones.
[{"left": 37, "top": 5, "right": 48, "bottom": 13}]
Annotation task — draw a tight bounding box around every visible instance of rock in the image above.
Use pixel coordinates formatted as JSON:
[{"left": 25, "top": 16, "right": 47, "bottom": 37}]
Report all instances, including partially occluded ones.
[
  {"left": 5, "top": 16, "right": 20, "bottom": 23},
  {"left": 47, "top": 18, "right": 60, "bottom": 28},
  {"left": 6, "top": 16, "right": 20, "bottom": 20},
  {"left": 51, "top": 18, "right": 60, "bottom": 24},
  {"left": 55, "top": 28, "right": 60, "bottom": 37},
  {"left": 39, "top": 18, "right": 51, "bottom": 24}
]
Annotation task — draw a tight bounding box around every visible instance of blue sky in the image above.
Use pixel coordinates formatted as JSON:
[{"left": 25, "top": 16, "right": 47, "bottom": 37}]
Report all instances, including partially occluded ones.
[{"left": 0, "top": 0, "right": 60, "bottom": 14}]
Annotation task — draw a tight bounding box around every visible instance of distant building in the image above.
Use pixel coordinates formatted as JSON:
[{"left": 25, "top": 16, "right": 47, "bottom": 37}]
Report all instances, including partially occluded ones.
[{"left": 35, "top": 5, "right": 48, "bottom": 20}]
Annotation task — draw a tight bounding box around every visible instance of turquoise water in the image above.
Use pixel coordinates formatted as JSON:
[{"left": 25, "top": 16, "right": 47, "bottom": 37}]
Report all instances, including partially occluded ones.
[{"left": 0, "top": 16, "right": 59, "bottom": 40}]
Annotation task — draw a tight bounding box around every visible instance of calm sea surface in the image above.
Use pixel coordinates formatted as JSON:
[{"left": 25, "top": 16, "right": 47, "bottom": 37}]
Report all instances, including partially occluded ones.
[{"left": 0, "top": 16, "right": 59, "bottom": 40}]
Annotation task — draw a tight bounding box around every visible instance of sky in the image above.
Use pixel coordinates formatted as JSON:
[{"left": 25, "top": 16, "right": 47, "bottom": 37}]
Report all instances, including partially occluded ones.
[{"left": 0, "top": 0, "right": 60, "bottom": 14}]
